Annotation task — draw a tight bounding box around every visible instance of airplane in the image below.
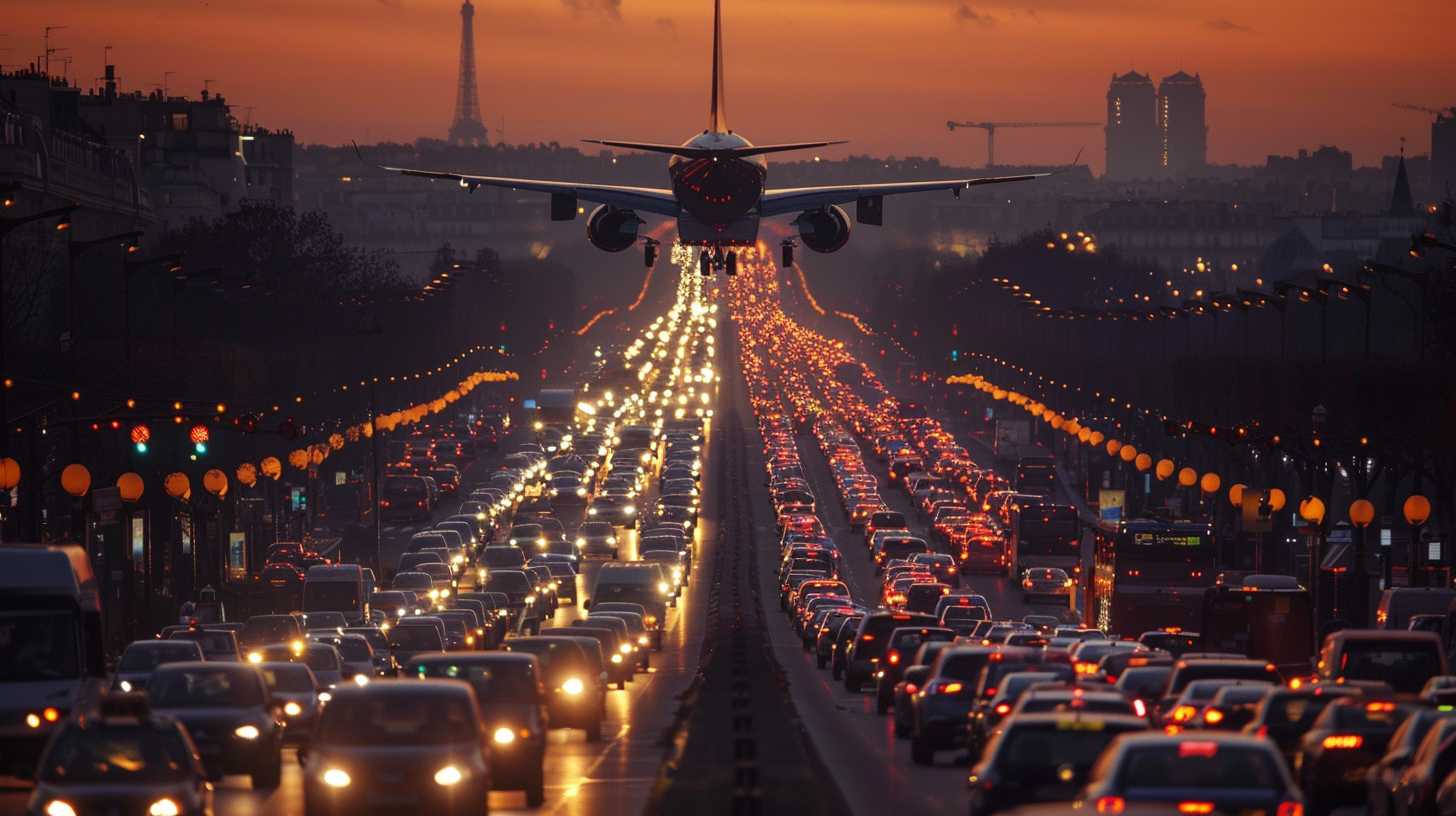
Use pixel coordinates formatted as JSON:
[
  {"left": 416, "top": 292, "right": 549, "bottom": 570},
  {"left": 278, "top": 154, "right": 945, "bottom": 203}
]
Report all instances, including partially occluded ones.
[{"left": 377, "top": 0, "right": 1048, "bottom": 275}]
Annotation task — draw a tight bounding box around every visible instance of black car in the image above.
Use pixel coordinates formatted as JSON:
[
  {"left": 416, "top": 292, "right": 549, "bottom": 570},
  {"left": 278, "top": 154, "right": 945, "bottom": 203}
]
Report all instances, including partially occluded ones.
[
  {"left": 112, "top": 640, "right": 206, "bottom": 693},
  {"left": 968, "top": 713, "right": 1148, "bottom": 815},
  {"left": 258, "top": 661, "right": 322, "bottom": 747},
  {"left": 29, "top": 694, "right": 213, "bottom": 816},
  {"left": 147, "top": 662, "right": 284, "bottom": 788},
  {"left": 407, "top": 653, "right": 549, "bottom": 806},
  {"left": 302, "top": 680, "right": 491, "bottom": 815},
  {"left": 1079, "top": 732, "right": 1303, "bottom": 814}
]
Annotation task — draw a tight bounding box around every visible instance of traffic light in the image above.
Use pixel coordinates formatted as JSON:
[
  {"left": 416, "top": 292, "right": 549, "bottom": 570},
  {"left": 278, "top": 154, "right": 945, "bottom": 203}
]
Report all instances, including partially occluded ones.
[
  {"left": 130, "top": 423, "right": 151, "bottom": 454},
  {"left": 189, "top": 423, "right": 210, "bottom": 455},
  {"left": 950, "top": 349, "right": 960, "bottom": 362}
]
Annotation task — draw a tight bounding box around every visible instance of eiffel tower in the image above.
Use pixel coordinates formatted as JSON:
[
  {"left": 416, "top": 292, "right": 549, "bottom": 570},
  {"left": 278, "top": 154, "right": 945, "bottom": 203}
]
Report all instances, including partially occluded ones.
[{"left": 448, "top": 0, "right": 488, "bottom": 146}]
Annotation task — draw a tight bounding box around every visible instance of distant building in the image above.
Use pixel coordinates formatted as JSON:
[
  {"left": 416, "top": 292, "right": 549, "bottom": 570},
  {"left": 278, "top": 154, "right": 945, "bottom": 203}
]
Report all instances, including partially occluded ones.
[
  {"left": 1157, "top": 71, "right": 1207, "bottom": 177},
  {"left": 1105, "top": 71, "right": 1159, "bottom": 180},
  {"left": 1433, "top": 112, "right": 1455, "bottom": 195}
]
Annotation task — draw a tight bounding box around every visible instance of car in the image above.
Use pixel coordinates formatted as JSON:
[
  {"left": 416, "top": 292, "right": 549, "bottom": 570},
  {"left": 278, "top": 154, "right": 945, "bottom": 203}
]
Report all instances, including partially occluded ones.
[
  {"left": 504, "top": 636, "right": 607, "bottom": 741},
  {"left": 1159, "top": 658, "right": 1283, "bottom": 720},
  {"left": 1193, "top": 683, "right": 1274, "bottom": 731},
  {"left": 1078, "top": 732, "right": 1303, "bottom": 815},
  {"left": 146, "top": 662, "right": 284, "bottom": 788},
  {"left": 1316, "top": 629, "right": 1446, "bottom": 694},
  {"left": 593, "top": 601, "right": 663, "bottom": 651},
  {"left": 29, "top": 694, "right": 213, "bottom": 816},
  {"left": 1243, "top": 685, "right": 1363, "bottom": 766},
  {"left": 1295, "top": 698, "right": 1421, "bottom": 814},
  {"left": 166, "top": 627, "right": 243, "bottom": 662},
  {"left": 1020, "top": 567, "right": 1073, "bottom": 603},
  {"left": 843, "top": 611, "right": 938, "bottom": 693},
  {"left": 113, "top": 639, "right": 206, "bottom": 693},
  {"left": 875, "top": 626, "right": 954, "bottom": 714},
  {"left": 303, "top": 643, "right": 346, "bottom": 687},
  {"left": 389, "top": 618, "right": 447, "bottom": 666},
  {"left": 967, "top": 713, "right": 1149, "bottom": 815},
  {"left": 587, "top": 562, "right": 671, "bottom": 626},
  {"left": 550, "top": 623, "right": 631, "bottom": 688},
  {"left": 1365, "top": 706, "right": 1456, "bottom": 816},
  {"left": 909, "top": 645, "right": 997, "bottom": 765},
  {"left": 407, "top": 653, "right": 550, "bottom": 806},
  {"left": 1388, "top": 711, "right": 1456, "bottom": 816},
  {"left": 258, "top": 661, "right": 322, "bottom": 746},
  {"left": 1165, "top": 679, "right": 1274, "bottom": 730},
  {"left": 590, "top": 610, "right": 653, "bottom": 669},
  {"left": 302, "top": 680, "right": 490, "bottom": 815},
  {"left": 575, "top": 521, "right": 620, "bottom": 558}
]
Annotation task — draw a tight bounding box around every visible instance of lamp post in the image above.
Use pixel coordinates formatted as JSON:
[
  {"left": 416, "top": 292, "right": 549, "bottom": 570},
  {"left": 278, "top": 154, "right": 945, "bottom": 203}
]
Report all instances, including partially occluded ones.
[
  {"left": 1404, "top": 494, "right": 1432, "bottom": 588},
  {"left": 67, "top": 230, "right": 143, "bottom": 374}
]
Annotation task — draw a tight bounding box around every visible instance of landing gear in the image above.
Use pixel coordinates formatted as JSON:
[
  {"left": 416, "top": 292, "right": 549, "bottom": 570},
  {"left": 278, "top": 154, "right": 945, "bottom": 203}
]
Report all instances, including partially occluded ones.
[
  {"left": 780, "top": 239, "right": 795, "bottom": 269},
  {"left": 725, "top": 250, "right": 737, "bottom": 276},
  {"left": 643, "top": 237, "right": 659, "bottom": 268},
  {"left": 699, "top": 251, "right": 711, "bottom": 276}
]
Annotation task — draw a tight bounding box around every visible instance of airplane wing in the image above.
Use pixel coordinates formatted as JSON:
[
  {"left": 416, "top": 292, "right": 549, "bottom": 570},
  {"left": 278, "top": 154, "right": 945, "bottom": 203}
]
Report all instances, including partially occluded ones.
[
  {"left": 758, "top": 172, "right": 1045, "bottom": 217},
  {"left": 379, "top": 165, "right": 680, "bottom": 217}
]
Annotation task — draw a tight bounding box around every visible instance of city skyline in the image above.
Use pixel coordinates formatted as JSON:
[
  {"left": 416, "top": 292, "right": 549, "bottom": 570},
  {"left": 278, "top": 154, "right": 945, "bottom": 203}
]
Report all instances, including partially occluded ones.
[{"left": 8, "top": 0, "right": 1451, "bottom": 172}]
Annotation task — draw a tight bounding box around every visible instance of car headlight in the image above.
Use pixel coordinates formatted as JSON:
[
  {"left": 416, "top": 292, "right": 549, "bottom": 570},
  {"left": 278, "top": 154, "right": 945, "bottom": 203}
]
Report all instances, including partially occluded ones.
[
  {"left": 562, "top": 677, "right": 585, "bottom": 695},
  {"left": 497, "top": 609, "right": 509, "bottom": 618},
  {"left": 619, "top": 643, "right": 633, "bottom": 655},
  {"left": 576, "top": 537, "right": 587, "bottom": 548},
  {"left": 44, "top": 800, "right": 77, "bottom": 816},
  {"left": 524, "top": 595, "right": 536, "bottom": 605},
  {"left": 284, "top": 701, "right": 303, "bottom": 717},
  {"left": 493, "top": 726, "right": 516, "bottom": 745},
  {"left": 148, "top": 797, "right": 180, "bottom": 816},
  {"left": 318, "top": 691, "right": 332, "bottom": 703},
  {"left": 625, "top": 506, "right": 636, "bottom": 515},
  {"left": 290, "top": 639, "right": 305, "bottom": 656},
  {"left": 658, "top": 581, "right": 671, "bottom": 595},
  {"left": 607, "top": 536, "right": 617, "bottom": 545},
  {"left": 577, "top": 487, "right": 588, "bottom": 497},
  {"left": 234, "top": 724, "right": 261, "bottom": 740},
  {"left": 119, "top": 679, "right": 133, "bottom": 692},
  {"left": 610, "top": 653, "right": 623, "bottom": 664},
  {"left": 536, "top": 537, "right": 547, "bottom": 548},
  {"left": 588, "top": 507, "right": 598, "bottom": 516},
  {"left": 637, "top": 634, "right": 649, "bottom": 646},
  {"left": 434, "top": 765, "right": 465, "bottom": 786},
  {"left": 322, "top": 768, "right": 351, "bottom": 787},
  {"left": 353, "top": 674, "right": 369, "bottom": 686}
]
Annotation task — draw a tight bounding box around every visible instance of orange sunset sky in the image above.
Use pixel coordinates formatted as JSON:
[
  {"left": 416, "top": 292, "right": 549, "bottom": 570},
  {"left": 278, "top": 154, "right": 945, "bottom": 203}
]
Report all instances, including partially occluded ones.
[{"left": 8, "top": 0, "right": 1453, "bottom": 173}]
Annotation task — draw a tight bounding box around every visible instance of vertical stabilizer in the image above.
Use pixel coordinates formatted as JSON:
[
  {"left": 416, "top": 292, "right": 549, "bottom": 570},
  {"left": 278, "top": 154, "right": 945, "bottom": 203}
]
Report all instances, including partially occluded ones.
[{"left": 709, "top": 0, "right": 728, "bottom": 133}]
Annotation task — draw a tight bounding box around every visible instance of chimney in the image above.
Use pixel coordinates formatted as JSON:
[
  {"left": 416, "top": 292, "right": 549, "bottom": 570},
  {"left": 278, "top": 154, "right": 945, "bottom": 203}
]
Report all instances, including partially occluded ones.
[{"left": 104, "top": 64, "right": 116, "bottom": 101}]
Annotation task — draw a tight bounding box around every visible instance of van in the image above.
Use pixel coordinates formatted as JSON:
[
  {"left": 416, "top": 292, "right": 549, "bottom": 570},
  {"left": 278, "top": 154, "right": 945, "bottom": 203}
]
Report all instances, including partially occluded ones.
[
  {"left": 587, "top": 563, "right": 669, "bottom": 625},
  {"left": 303, "top": 564, "right": 369, "bottom": 622},
  {"left": 1376, "top": 587, "right": 1456, "bottom": 630},
  {"left": 842, "top": 610, "right": 938, "bottom": 692},
  {"left": 1317, "top": 629, "right": 1446, "bottom": 694}
]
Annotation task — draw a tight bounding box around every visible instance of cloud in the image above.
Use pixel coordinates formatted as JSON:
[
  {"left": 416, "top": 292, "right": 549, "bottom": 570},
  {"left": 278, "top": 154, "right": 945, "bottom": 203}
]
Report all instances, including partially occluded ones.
[
  {"left": 1205, "top": 18, "right": 1253, "bottom": 33},
  {"left": 654, "top": 16, "right": 678, "bottom": 38},
  {"left": 954, "top": 3, "right": 996, "bottom": 25},
  {"left": 561, "top": 0, "right": 622, "bottom": 22}
]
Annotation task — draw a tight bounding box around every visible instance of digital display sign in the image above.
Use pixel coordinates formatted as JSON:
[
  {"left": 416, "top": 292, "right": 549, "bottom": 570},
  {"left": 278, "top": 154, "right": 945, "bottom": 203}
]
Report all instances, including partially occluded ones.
[{"left": 1133, "top": 533, "right": 1205, "bottom": 548}]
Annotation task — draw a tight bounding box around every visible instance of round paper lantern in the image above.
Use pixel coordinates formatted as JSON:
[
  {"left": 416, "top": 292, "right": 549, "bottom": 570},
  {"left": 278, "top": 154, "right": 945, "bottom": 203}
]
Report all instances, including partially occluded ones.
[
  {"left": 1177, "top": 467, "right": 1198, "bottom": 487},
  {"left": 202, "top": 469, "right": 227, "bottom": 496},
  {"left": 1089, "top": 431, "right": 1105, "bottom": 446},
  {"left": 1077, "top": 428, "right": 1092, "bottom": 443},
  {"left": 1404, "top": 495, "right": 1432, "bottom": 526},
  {"left": 1267, "top": 488, "right": 1287, "bottom": 512},
  {"left": 1348, "top": 498, "right": 1375, "bottom": 528},
  {"left": 1134, "top": 453, "right": 1152, "bottom": 472},
  {"left": 328, "top": 433, "right": 345, "bottom": 451},
  {"left": 0, "top": 457, "right": 19, "bottom": 490},
  {"left": 1049, "top": 416, "right": 1064, "bottom": 430},
  {"left": 260, "top": 456, "right": 283, "bottom": 480},
  {"left": 1228, "top": 483, "right": 1246, "bottom": 508},
  {"left": 1106, "top": 439, "right": 1122, "bottom": 456},
  {"left": 1119, "top": 444, "right": 1138, "bottom": 463},
  {"left": 1299, "top": 496, "right": 1326, "bottom": 524},
  {"left": 308, "top": 446, "right": 325, "bottom": 466},
  {"left": 1155, "top": 459, "right": 1176, "bottom": 480},
  {"left": 236, "top": 463, "right": 258, "bottom": 487},
  {"left": 116, "top": 472, "right": 145, "bottom": 502},
  {"left": 60, "top": 464, "right": 92, "bottom": 497},
  {"left": 164, "top": 472, "right": 190, "bottom": 499},
  {"left": 1200, "top": 472, "right": 1221, "bottom": 494},
  {"left": 288, "top": 449, "right": 309, "bottom": 470}
]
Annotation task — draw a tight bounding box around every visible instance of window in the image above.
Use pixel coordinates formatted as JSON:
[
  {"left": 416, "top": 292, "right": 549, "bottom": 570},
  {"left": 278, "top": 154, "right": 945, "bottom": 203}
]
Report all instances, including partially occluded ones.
[{"left": 170, "top": 113, "right": 189, "bottom": 131}]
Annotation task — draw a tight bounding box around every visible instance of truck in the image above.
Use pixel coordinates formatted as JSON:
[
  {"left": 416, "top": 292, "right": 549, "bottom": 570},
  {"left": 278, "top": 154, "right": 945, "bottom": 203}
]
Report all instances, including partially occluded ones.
[
  {"left": 533, "top": 387, "right": 578, "bottom": 432},
  {"left": 993, "top": 418, "right": 1034, "bottom": 463},
  {"left": 0, "top": 544, "right": 107, "bottom": 776}
]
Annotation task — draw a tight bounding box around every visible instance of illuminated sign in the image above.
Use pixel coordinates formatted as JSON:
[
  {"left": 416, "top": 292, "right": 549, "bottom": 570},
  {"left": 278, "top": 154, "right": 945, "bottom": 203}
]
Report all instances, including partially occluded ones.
[{"left": 1132, "top": 533, "right": 1205, "bottom": 548}]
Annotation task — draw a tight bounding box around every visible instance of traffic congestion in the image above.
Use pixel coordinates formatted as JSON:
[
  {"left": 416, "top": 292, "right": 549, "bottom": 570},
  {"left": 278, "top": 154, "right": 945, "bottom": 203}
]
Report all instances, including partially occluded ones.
[{"left": 3, "top": 248, "right": 1455, "bottom": 816}]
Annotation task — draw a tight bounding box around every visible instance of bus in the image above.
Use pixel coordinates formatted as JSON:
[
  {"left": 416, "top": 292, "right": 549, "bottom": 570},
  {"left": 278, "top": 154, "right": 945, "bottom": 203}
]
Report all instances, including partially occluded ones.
[
  {"left": 1015, "top": 456, "right": 1059, "bottom": 497},
  {"left": 1007, "top": 502, "right": 1082, "bottom": 579},
  {"left": 1199, "top": 575, "right": 1314, "bottom": 676},
  {"left": 1085, "top": 520, "right": 1217, "bottom": 637},
  {"left": 0, "top": 545, "right": 106, "bottom": 776}
]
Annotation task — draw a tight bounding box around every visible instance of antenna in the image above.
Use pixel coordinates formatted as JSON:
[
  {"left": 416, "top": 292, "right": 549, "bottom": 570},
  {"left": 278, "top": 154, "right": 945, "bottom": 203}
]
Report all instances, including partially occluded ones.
[
  {"left": 162, "top": 71, "right": 175, "bottom": 97},
  {"left": 708, "top": 0, "right": 728, "bottom": 133},
  {"left": 43, "top": 25, "right": 68, "bottom": 75}
]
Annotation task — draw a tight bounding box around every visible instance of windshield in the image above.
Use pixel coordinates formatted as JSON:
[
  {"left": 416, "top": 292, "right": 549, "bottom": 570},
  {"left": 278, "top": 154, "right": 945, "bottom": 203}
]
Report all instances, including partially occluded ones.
[
  {"left": 149, "top": 668, "right": 263, "bottom": 707},
  {"left": 414, "top": 662, "right": 539, "bottom": 701},
  {"left": 242, "top": 618, "right": 296, "bottom": 644},
  {"left": 999, "top": 726, "right": 1127, "bottom": 779},
  {"left": 119, "top": 644, "right": 199, "bottom": 672},
  {"left": 486, "top": 572, "right": 531, "bottom": 593},
  {"left": 0, "top": 611, "right": 81, "bottom": 682},
  {"left": 304, "top": 582, "right": 360, "bottom": 612},
  {"left": 167, "top": 631, "right": 235, "bottom": 655},
  {"left": 391, "top": 627, "right": 444, "bottom": 651},
  {"left": 40, "top": 725, "right": 194, "bottom": 783},
  {"left": 317, "top": 694, "right": 476, "bottom": 745},
  {"left": 261, "top": 665, "right": 316, "bottom": 692},
  {"left": 306, "top": 648, "right": 341, "bottom": 672},
  {"left": 1339, "top": 641, "right": 1444, "bottom": 694},
  {"left": 1118, "top": 744, "right": 1280, "bottom": 789}
]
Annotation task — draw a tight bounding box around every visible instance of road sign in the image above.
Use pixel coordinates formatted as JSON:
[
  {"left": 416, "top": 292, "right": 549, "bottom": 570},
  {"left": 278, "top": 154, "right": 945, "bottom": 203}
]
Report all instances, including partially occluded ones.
[{"left": 1240, "top": 489, "right": 1273, "bottom": 533}]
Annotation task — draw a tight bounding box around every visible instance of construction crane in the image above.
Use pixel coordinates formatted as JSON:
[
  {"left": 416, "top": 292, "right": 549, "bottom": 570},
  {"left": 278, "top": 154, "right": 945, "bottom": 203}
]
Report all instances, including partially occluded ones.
[
  {"left": 1393, "top": 103, "right": 1455, "bottom": 118},
  {"left": 946, "top": 120, "right": 1100, "bottom": 168}
]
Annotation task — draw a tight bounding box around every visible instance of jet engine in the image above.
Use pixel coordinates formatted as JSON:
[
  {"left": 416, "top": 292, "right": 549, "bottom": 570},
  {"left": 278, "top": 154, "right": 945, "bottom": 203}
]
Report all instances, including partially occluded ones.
[
  {"left": 793, "top": 205, "right": 852, "bottom": 253},
  {"left": 585, "top": 205, "right": 642, "bottom": 253}
]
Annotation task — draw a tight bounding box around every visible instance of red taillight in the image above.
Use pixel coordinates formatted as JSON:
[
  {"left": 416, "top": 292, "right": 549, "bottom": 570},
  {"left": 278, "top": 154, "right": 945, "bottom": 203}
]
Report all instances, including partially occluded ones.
[
  {"left": 994, "top": 703, "right": 1011, "bottom": 715},
  {"left": 1276, "top": 803, "right": 1304, "bottom": 816},
  {"left": 903, "top": 683, "right": 918, "bottom": 694},
  {"left": 1171, "top": 705, "right": 1198, "bottom": 723},
  {"left": 935, "top": 681, "right": 963, "bottom": 695},
  {"left": 1096, "top": 796, "right": 1126, "bottom": 814},
  {"left": 1203, "top": 708, "right": 1225, "bottom": 725},
  {"left": 1178, "top": 741, "right": 1218, "bottom": 758},
  {"left": 887, "top": 651, "right": 900, "bottom": 665},
  {"left": 1322, "top": 734, "right": 1363, "bottom": 750},
  {"left": 1177, "top": 803, "right": 1214, "bottom": 815},
  {"left": 380, "top": 499, "right": 391, "bottom": 508}
]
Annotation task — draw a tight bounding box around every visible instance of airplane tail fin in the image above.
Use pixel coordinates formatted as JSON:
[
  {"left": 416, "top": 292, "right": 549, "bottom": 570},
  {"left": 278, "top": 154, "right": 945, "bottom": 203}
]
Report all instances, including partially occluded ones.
[{"left": 709, "top": 0, "right": 728, "bottom": 133}]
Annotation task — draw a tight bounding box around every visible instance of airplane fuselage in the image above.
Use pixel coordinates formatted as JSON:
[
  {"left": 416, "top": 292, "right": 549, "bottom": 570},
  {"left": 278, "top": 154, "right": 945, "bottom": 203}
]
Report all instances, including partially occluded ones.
[{"left": 667, "top": 131, "right": 766, "bottom": 236}]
